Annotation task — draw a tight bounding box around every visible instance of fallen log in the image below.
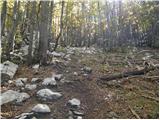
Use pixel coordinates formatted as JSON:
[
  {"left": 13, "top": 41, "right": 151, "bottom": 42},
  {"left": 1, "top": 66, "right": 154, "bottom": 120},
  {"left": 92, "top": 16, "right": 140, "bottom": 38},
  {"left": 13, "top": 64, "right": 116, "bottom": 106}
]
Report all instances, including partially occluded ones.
[{"left": 100, "top": 66, "right": 158, "bottom": 81}]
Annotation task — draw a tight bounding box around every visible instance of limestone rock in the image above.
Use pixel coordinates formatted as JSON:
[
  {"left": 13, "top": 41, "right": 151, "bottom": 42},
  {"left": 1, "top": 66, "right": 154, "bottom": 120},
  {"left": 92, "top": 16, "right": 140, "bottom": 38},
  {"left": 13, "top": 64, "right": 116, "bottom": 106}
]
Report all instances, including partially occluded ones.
[
  {"left": 42, "top": 78, "right": 57, "bottom": 86},
  {"left": 25, "top": 84, "right": 37, "bottom": 90},
  {"left": 37, "top": 89, "right": 62, "bottom": 101},
  {"left": 67, "top": 98, "right": 81, "bottom": 108},
  {"left": 32, "top": 104, "right": 51, "bottom": 113},
  {"left": 0, "top": 90, "right": 30, "bottom": 105},
  {"left": 15, "top": 78, "right": 28, "bottom": 87},
  {"left": 1, "top": 61, "right": 18, "bottom": 84}
]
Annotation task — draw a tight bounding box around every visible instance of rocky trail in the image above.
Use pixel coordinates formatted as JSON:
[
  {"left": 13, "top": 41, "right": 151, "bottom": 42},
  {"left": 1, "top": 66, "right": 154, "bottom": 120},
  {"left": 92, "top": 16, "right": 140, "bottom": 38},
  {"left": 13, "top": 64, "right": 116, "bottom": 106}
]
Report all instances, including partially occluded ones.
[{"left": 1, "top": 47, "right": 159, "bottom": 119}]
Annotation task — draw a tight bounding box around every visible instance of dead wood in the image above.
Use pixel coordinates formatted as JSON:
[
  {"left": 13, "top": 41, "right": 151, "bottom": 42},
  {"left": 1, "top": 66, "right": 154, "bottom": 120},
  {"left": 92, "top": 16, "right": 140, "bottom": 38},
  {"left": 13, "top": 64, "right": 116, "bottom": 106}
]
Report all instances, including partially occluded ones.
[
  {"left": 100, "top": 66, "right": 158, "bottom": 81},
  {"left": 128, "top": 105, "right": 140, "bottom": 119}
]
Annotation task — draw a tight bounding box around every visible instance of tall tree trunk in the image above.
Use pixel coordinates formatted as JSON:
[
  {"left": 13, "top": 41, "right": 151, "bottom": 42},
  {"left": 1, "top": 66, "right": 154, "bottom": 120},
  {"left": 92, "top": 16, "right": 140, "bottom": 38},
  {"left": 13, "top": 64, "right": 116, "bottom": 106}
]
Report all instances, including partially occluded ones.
[
  {"left": 1, "top": 1, "right": 7, "bottom": 36},
  {"left": 6, "top": 1, "right": 20, "bottom": 60},
  {"left": 53, "top": 1, "right": 64, "bottom": 51},
  {"left": 39, "top": 1, "right": 49, "bottom": 65},
  {"left": 28, "top": 2, "right": 36, "bottom": 65}
]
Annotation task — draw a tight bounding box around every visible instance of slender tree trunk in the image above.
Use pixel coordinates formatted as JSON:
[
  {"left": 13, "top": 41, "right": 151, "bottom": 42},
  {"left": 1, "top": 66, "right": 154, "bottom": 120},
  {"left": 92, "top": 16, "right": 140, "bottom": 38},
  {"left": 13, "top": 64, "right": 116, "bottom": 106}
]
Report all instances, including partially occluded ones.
[
  {"left": 54, "top": 1, "right": 64, "bottom": 51},
  {"left": 28, "top": 2, "right": 36, "bottom": 65},
  {"left": 6, "top": 1, "right": 20, "bottom": 60},
  {"left": 1, "top": 1, "right": 7, "bottom": 36}
]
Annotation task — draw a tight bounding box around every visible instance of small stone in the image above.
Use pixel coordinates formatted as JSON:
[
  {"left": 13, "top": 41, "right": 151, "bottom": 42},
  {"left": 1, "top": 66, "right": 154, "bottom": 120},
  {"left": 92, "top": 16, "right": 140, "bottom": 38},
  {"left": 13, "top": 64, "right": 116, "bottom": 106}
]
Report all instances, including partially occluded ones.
[
  {"left": 37, "top": 89, "right": 62, "bottom": 101},
  {"left": 77, "top": 116, "right": 82, "bottom": 119},
  {"left": 15, "top": 78, "right": 28, "bottom": 87},
  {"left": 53, "top": 74, "right": 63, "bottom": 81},
  {"left": 67, "top": 98, "right": 81, "bottom": 108},
  {"left": 31, "top": 78, "right": 41, "bottom": 83},
  {"left": 25, "top": 84, "right": 37, "bottom": 90},
  {"left": 72, "top": 110, "right": 84, "bottom": 116},
  {"left": 32, "top": 104, "right": 51, "bottom": 113},
  {"left": 42, "top": 78, "right": 57, "bottom": 86},
  {"left": 32, "top": 64, "right": 39, "bottom": 69},
  {"left": 73, "top": 72, "right": 78, "bottom": 76},
  {"left": 82, "top": 66, "right": 92, "bottom": 74},
  {"left": 15, "top": 112, "right": 34, "bottom": 119},
  {"left": 16, "top": 92, "right": 30, "bottom": 103}
]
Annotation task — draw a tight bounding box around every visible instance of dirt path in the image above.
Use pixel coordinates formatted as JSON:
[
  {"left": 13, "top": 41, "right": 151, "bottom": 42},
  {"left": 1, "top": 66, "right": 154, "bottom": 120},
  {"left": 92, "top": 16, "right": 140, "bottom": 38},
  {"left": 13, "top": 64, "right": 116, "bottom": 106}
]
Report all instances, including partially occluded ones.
[{"left": 1, "top": 49, "right": 159, "bottom": 119}]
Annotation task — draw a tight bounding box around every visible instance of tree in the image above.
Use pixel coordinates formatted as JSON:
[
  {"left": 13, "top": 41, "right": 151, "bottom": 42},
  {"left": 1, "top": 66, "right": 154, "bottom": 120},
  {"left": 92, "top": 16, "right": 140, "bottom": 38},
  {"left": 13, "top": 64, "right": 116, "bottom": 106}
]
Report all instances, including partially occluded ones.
[
  {"left": 39, "top": 1, "right": 50, "bottom": 65},
  {"left": 54, "top": 1, "right": 64, "bottom": 51}
]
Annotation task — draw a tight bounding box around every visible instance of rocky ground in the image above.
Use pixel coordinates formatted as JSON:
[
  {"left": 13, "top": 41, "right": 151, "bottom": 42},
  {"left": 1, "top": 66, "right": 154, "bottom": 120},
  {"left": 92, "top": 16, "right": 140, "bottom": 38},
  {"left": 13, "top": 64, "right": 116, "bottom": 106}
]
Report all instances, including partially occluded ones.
[{"left": 0, "top": 47, "right": 159, "bottom": 119}]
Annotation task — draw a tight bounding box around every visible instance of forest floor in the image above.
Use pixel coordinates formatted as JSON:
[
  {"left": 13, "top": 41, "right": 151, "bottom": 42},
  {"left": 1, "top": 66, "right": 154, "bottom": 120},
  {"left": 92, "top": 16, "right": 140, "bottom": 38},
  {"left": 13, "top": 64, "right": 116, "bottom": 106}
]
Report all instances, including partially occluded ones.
[{"left": 1, "top": 47, "right": 159, "bottom": 119}]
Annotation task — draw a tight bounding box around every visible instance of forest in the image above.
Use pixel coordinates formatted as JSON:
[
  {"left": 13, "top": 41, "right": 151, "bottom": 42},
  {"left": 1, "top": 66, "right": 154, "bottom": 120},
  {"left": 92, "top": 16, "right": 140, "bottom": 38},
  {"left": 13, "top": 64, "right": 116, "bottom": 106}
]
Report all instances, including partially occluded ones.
[{"left": 0, "top": 0, "right": 159, "bottom": 119}]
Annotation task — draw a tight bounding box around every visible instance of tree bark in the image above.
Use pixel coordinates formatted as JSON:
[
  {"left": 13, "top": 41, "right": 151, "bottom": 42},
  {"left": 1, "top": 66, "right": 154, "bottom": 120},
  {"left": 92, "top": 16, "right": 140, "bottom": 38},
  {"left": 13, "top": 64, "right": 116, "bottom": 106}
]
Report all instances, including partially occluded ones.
[
  {"left": 39, "top": 1, "right": 50, "bottom": 65},
  {"left": 1, "top": 1, "right": 7, "bottom": 36},
  {"left": 54, "top": 1, "right": 64, "bottom": 51},
  {"left": 6, "top": 1, "right": 20, "bottom": 60}
]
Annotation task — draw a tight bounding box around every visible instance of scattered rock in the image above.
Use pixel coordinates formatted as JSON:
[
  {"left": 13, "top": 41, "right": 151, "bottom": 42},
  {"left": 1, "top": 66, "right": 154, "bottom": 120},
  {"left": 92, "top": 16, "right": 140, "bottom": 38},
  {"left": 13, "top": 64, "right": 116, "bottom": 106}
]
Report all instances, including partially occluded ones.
[
  {"left": 15, "top": 112, "right": 34, "bottom": 119},
  {"left": 77, "top": 116, "right": 83, "bottom": 119},
  {"left": 32, "top": 64, "right": 39, "bottom": 69},
  {"left": 53, "top": 74, "right": 63, "bottom": 81},
  {"left": 31, "top": 78, "right": 41, "bottom": 83},
  {"left": 1, "top": 61, "right": 18, "bottom": 84},
  {"left": 0, "top": 90, "right": 30, "bottom": 105},
  {"left": 15, "top": 78, "right": 28, "bottom": 87},
  {"left": 82, "top": 66, "right": 92, "bottom": 74},
  {"left": 67, "top": 98, "right": 81, "bottom": 108},
  {"left": 72, "top": 110, "right": 84, "bottom": 116},
  {"left": 15, "top": 92, "right": 30, "bottom": 103},
  {"left": 37, "top": 89, "right": 62, "bottom": 101},
  {"left": 73, "top": 72, "right": 78, "bottom": 76},
  {"left": 32, "top": 104, "right": 51, "bottom": 113},
  {"left": 42, "top": 77, "right": 57, "bottom": 86},
  {"left": 107, "top": 111, "right": 119, "bottom": 118},
  {"left": 50, "top": 51, "right": 63, "bottom": 57},
  {"left": 25, "top": 84, "right": 37, "bottom": 90}
]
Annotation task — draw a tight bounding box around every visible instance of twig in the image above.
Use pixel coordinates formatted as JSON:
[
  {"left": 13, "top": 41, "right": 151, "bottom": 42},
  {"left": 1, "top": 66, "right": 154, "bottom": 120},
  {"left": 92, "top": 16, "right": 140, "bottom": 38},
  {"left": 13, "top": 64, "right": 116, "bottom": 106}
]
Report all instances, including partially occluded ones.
[
  {"left": 128, "top": 105, "right": 140, "bottom": 119},
  {"left": 141, "top": 94, "right": 159, "bottom": 102}
]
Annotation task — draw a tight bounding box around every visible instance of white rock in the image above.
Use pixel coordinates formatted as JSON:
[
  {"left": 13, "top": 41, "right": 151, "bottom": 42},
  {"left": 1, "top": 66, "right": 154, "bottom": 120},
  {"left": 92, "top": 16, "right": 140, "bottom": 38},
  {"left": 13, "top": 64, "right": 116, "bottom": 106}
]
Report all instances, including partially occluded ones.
[
  {"left": 53, "top": 74, "right": 63, "bottom": 81},
  {"left": 68, "top": 98, "right": 81, "bottom": 108},
  {"left": 42, "top": 77, "right": 57, "bottom": 86},
  {"left": 31, "top": 78, "right": 41, "bottom": 83},
  {"left": 32, "top": 104, "right": 51, "bottom": 113},
  {"left": 77, "top": 116, "right": 82, "bottom": 119},
  {"left": 15, "top": 92, "right": 30, "bottom": 103},
  {"left": 37, "top": 89, "right": 62, "bottom": 101},
  {"left": 51, "top": 51, "right": 62, "bottom": 57},
  {"left": 0, "top": 90, "right": 30, "bottom": 105},
  {"left": 32, "top": 64, "right": 39, "bottom": 69},
  {"left": 15, "top": 78, "right": 28, "bottom": 87},
  {"left": 25, "top": 84, "right": 37, "bottom": 90},
  {"left": 15, "top": 112, "right": 34, "bottom": 119},
  {"left": 1, "top": 61, "right": 18, "bottom": 83},
  {"left": 73, "top": 72, "right": 78, "bottom": 76}
]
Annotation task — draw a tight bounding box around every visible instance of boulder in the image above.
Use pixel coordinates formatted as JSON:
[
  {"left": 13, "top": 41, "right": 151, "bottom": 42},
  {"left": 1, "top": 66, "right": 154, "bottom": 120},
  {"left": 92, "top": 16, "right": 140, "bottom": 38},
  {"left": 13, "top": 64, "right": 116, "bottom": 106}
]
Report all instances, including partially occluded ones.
[
  {"left": 37, "top": 89, "right": 62, "bottom": 101},
  {"left": 42, "top": 77, "right": 57, "bottom": 86},
  {"left": 1, "top": 61, "right": 18, "bottom": 84},
  {"left": 0, "top": 90, "right": 30, "bottom": 105},
  {"left": 25, "top": 84, "right": 37, "bottom": 90},
  {"left": 15, "top": 78, "right": 28, "bottom": 87},
  {"left": 32, "top": 104, "right": 51, "bottom": 113},
  {"left": 67, "top": 98, "right": 81, "bottom": 108}
]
